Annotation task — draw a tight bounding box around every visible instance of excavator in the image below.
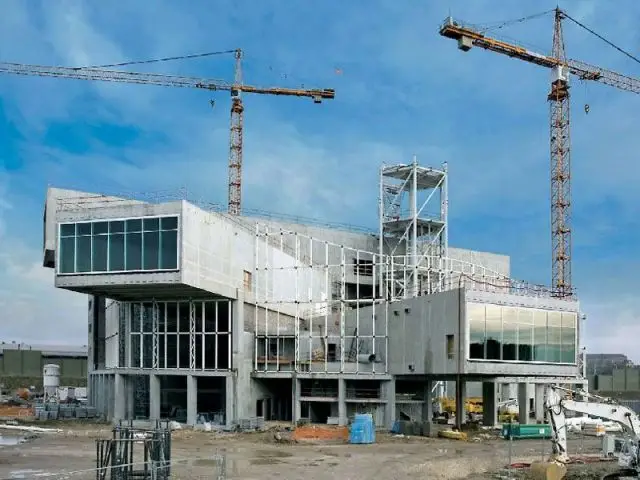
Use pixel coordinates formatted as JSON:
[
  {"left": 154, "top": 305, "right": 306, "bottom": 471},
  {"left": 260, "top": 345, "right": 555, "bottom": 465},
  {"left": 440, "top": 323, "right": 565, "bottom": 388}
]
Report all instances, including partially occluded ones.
[{"left": 533, "top": 385, "right": 640, "bottom": 480}]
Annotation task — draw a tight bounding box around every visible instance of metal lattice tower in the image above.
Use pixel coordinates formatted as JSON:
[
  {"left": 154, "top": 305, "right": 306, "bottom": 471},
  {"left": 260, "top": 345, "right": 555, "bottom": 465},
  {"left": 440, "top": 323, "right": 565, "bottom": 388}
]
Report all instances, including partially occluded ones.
[
  {"left": 379, "top": 157, "right": 448, "bottom": 300},
  {"left": 549, "top": 8, "right": 572, "bottom": 298}
]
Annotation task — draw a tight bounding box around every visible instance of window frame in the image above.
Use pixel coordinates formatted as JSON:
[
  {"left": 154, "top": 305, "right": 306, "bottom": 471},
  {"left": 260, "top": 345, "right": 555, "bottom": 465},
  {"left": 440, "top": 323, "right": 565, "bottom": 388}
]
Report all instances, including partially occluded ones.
[
  {"left": 465, "top": 302, "right": 578, "bottom": 366},
  {"left": 56, "top": 214, "right": 180, "bottom": 276}
]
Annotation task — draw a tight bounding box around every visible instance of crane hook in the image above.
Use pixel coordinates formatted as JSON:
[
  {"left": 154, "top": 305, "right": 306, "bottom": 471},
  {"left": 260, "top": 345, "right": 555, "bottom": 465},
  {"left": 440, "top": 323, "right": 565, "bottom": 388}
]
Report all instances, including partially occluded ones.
[{"left": 584, "top": 103, "right": 590, "bottom": 114}]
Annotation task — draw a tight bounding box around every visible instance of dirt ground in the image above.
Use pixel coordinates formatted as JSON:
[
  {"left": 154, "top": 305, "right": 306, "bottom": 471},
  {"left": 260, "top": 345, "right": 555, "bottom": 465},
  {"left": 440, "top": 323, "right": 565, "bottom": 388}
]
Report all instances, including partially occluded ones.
[{"left": 0, "top": 422, "right": 621, "bottom": 480}]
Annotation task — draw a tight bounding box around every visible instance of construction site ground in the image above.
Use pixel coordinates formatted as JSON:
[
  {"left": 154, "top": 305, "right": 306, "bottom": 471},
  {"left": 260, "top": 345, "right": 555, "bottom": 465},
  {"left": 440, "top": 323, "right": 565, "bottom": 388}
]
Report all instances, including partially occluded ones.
[{"left": 0, "top": 422, "right": 619, "bottom": 479}]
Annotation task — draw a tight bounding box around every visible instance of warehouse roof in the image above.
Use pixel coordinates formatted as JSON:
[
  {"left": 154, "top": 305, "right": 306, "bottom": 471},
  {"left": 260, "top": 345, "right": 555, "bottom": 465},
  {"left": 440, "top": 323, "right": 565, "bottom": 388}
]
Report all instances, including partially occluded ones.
[{"left": 0, "top": 342, "right": 88, "bottom": 357}]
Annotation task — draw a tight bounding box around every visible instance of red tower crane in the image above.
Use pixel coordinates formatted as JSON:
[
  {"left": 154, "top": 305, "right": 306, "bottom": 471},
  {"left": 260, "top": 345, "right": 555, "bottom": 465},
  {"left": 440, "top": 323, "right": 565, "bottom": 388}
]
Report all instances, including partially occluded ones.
[
  {"left": 0, "top": 48, "right": 335, "bottom": 215},
  {"left": 440, "top": 8, "right": 640, "bottom": 297}
]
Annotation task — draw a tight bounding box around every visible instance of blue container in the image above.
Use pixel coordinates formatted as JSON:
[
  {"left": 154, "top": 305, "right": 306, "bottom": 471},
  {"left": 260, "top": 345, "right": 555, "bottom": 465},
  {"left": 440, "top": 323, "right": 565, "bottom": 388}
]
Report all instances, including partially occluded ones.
[{"left": 349, "top": 414, "right": 376, "bottom": 444}]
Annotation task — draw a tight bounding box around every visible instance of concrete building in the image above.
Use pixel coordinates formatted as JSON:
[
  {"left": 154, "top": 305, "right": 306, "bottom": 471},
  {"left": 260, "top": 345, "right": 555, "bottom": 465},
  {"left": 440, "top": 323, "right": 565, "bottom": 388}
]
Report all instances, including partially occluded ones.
[{"left": 41, "top": 161, "right": 584, "bottom": 427}]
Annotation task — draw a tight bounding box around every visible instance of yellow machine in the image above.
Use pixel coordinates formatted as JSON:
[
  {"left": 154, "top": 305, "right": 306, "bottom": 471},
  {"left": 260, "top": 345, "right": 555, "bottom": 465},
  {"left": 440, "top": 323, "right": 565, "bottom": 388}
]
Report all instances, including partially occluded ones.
[{"left": 434, "top": 396, "right": 483, "bottom": 419}]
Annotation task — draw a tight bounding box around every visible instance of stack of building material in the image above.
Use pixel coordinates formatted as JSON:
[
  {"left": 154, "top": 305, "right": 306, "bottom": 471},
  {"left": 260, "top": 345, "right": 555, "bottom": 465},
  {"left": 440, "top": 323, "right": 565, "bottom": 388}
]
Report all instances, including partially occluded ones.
[
  {"left": 349, "top": 414, "right": 375, "bottom": 444},
  {"left": 293, "top": 425, "right": 349, "bottom": 442},
  {"left": 238, "top": 417, "right": 265, "bottom": 431}
]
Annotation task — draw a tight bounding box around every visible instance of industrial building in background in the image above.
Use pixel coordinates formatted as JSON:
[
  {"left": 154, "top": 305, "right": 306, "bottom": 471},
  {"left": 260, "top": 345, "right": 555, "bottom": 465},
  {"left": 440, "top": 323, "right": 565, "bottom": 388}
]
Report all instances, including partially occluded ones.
[
  {"left": 0, "top": 342, "right": 87, "bottom": 390},
  {"left": 41, "top": 159, "right": 584, "bottom": 428}
]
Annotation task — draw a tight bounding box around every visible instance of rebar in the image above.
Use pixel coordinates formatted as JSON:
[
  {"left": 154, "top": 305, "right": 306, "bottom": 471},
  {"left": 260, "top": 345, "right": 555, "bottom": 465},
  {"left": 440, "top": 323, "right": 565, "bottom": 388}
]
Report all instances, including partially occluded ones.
[{"left": 96, "top": 420, "right": 172, "bottom": 480}]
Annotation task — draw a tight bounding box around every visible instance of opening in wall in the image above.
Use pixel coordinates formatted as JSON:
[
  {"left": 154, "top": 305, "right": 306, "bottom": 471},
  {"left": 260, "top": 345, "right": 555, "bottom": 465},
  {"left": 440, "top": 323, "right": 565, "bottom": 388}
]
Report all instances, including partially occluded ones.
[
  {"left": 243, "top": 270, "right": 252, "bottom": 292},
  {"left": 446, "top": 335, "right": 455, "bottom": 360}
]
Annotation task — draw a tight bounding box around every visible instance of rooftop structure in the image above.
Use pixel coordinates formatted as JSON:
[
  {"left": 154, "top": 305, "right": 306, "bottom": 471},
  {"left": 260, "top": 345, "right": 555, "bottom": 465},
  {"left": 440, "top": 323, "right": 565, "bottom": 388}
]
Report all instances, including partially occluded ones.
[{"left": 40, "top": 159, "right": 584, "bottom": 428}]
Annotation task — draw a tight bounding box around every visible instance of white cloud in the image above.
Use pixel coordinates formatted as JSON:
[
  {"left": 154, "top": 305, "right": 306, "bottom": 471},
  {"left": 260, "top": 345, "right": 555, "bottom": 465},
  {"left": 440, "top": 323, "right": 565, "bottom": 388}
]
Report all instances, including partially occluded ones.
[
  {"left": 0, "top": 245, "right": 87, "bottom": 345},
  {"left": 582, "top": 296, "right": 640, "bottom": 363}
]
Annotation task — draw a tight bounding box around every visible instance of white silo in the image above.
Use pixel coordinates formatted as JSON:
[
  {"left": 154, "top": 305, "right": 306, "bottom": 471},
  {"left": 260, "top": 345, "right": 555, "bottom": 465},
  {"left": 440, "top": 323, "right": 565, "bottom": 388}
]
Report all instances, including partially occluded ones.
[{"left": 43, "top": 364, "right": 60, "bottom": 400}]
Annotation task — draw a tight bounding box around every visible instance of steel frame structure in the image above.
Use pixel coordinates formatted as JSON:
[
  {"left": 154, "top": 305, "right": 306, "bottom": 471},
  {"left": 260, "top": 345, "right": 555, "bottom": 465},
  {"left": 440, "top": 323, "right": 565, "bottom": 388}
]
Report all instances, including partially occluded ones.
[
  {"left": 253, "top": 225, "right": 389, "bottom": 375},
  {"left": 379, "top": 158, "right": 449, "bottom": 300},
  {"left": 118, "top": 300, "right": 232, "bottom": 371}
]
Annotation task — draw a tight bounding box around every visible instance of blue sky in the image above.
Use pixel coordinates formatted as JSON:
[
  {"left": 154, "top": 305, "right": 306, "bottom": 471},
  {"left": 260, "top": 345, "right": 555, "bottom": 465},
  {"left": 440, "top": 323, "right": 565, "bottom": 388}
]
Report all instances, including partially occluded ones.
[{"left": 0, "top": 0, "right": 639, "bottom": 358}]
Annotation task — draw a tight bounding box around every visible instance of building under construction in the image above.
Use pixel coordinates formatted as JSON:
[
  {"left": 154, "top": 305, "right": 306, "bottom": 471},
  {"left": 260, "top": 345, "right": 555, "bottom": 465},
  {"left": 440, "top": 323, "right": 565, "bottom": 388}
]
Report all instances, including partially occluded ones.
[{"left": 41, "top": 159, "right": 584, "bottom": 428}]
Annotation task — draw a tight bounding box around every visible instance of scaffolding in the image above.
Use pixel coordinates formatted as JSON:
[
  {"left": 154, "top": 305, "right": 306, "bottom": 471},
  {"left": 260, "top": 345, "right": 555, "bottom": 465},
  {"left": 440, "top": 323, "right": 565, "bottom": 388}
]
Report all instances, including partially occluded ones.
[
  {"left": 254, "top": 225, "right": 389, "bottom": 375},
  {"left": 379, "top": 157, "right": 448, "bottom": 300}
]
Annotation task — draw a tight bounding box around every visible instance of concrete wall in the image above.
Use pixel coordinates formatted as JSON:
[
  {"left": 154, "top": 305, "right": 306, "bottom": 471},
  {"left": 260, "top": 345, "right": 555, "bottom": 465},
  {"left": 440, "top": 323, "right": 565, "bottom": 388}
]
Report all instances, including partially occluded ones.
[
  {"left": 105, "top": 301, "right": 120, "bottom": 369},
  {"left": 386, "top": 290, "right": 463, "bottom": 375}
]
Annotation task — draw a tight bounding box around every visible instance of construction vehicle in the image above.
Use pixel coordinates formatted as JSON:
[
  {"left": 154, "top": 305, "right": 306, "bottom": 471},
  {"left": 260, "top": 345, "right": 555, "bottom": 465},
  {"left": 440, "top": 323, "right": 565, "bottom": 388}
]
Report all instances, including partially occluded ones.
[
  {"left": 535, "top": 385, "right": 640, "bottom": 480},
  {"left": 432, "top": 396, "right": 483, "bottom": 421},
  {"left": 497, "top": 398, "right": 519, "bottom": 423}
]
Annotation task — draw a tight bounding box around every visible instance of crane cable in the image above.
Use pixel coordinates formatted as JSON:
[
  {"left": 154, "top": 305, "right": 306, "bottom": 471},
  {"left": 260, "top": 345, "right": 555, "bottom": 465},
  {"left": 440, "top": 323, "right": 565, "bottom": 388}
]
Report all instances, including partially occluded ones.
[
  {"left": 562, "top": 12, "right": 640, "bottom": 66},
  {"left": 74, "top": 49, "right": 238, "bottom": 70},
  {"left": 476, "top": 9, "right": 555, "bottom": 34}
]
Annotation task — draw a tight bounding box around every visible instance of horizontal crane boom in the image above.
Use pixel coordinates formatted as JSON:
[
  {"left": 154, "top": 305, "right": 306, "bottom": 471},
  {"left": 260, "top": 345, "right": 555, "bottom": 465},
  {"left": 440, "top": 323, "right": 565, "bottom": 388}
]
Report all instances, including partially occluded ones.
[
  {"left": 439, "top": 18, "right": 640, "bottom": 94},
  {"left": 0, "top": 61, "right": 336, "bottom": 99}
]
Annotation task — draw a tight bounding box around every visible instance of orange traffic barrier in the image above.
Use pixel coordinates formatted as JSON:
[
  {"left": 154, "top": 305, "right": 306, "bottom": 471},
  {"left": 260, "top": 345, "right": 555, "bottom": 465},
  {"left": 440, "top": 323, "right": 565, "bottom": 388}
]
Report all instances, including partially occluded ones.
[
  {"left": 0, "top": 405, "right": 35, "bottom": 418},
  {"left": 292, "top": 425, "right": 349, "bottom": 442}
]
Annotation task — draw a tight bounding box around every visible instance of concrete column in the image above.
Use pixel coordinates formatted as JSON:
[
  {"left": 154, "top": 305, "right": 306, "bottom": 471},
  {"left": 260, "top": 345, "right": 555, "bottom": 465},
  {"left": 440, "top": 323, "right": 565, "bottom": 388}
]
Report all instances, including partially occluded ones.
[
  {"left": 482, "top": 382, "right": 498, "bottom": 427},
  {"left": 338, "top": 378, "right": 347, "bottom": 426},
  {"left": 187, "top": 375, "right": 197, "bottom": 426},
  {"left": 109, "top": 375, "right": 116, "bottom": 421},
  {"left": 294, "top": 378, "right": 302, "bottom": 423},
  {"left": 225, "top": 375, "right": 235, "bottom": 426},
  {"left": 114, "top": 374, "right": 126, "bottom": 422},
  {"left": 231, "top": 293, "right": 251, "bottom": 422},
  {"left": 518, "top": 383, "right": 530, "bottom": 424},
  {"left": 455, "top": 379, "right": 466, "bottom": 428},
  {"left": 534, "top": 384, "right": 545, "bottom": 423},
  {"left": 422, "top": 379, "right": 433, "bottom": 421},
  {"left": 149, "top": 375, "right": 161, "bottom": 420},
  {"left": 126, "top": 376, "right": 134, "bottom": 420},
  {"left": 384, "top": 379, "right": 396, "bottom": 430}
]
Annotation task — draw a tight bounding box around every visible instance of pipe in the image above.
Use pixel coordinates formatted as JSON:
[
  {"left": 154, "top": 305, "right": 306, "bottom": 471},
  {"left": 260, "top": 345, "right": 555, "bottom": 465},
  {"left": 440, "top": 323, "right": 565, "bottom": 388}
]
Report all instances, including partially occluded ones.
[{"left": 357, "top": 353, "right": 377, "bottom": 364}]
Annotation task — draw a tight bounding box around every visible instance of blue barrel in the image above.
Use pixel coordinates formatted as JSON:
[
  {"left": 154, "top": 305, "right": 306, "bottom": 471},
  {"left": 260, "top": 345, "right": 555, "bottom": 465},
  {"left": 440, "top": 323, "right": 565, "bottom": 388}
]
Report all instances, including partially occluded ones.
[{"left": 349, "top": 414, "right": 376, "bottom": 444}]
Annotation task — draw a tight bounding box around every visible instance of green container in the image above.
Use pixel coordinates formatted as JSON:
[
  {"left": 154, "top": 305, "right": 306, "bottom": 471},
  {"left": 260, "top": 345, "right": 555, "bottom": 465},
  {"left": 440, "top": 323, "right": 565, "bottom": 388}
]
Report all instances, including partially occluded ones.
[{"left": 501, "top": 423, "right": 551, "bottom": 439}]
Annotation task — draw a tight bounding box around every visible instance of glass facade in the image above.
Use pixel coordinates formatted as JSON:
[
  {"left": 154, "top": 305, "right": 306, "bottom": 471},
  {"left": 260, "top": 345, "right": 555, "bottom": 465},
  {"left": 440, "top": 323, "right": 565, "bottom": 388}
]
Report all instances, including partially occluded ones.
[
  {"left": 467, "top": 302, "right": 577, "bottom": 364},
  {"left": 121, "top": 300, "right": 231, "bottom": 370},
  {"left": 58, "top": 216, "right": 179, "bottom": 274}
]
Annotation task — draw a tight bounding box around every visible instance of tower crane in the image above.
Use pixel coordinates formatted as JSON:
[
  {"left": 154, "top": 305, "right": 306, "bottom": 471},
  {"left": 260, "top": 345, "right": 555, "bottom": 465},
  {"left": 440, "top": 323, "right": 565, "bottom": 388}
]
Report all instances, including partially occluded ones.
[
  {"left": 440, "top": 9, "right": 640, "bottom": 298},
  {"left": 0, "top": 49, "right": 335, "bottom": 215}
]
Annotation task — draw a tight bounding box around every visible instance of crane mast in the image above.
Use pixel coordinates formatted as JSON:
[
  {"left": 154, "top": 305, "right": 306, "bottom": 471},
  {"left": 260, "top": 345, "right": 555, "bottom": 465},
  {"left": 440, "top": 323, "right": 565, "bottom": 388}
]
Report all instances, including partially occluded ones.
[
  {"left": 440, "top": 10, "right": 640, "bottom": 298},
  {"left": 0, "top": 50, "right": 335, "bottom": 215},
  {"left": 228, "top": 49, "right": 244, "bottom": 216},
  {"left": 549, "top": 9, "right": 572, "bottom": 298}
]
